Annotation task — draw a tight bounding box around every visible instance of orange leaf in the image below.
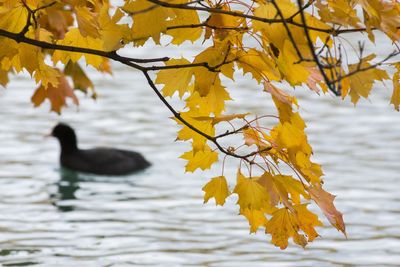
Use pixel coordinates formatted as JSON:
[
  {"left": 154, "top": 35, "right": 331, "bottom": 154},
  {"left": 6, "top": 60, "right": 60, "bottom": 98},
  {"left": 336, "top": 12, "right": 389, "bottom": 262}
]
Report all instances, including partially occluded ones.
[
  {"left": 308, "top": 185, "right": 346, "bottom": 236},
  {"left": 31, "top": 75, "right": 79, "bottom": 114},
  {"left": 263, "top": 82, "right": 294, "bottom": 106}
]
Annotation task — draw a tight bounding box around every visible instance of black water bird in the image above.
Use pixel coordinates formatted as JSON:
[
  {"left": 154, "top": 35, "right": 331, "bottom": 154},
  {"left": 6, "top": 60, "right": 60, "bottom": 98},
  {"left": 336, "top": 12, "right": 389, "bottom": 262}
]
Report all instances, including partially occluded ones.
[{"left": 50, "top": 123, "right": 150, "bottom": 175}]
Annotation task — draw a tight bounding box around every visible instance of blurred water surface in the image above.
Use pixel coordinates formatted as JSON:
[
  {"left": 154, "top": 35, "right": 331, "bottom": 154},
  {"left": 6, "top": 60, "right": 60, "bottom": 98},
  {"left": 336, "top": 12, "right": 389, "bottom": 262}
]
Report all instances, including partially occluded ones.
[{"left": 0, "top": 45, "right": 400, "bottom": 267}]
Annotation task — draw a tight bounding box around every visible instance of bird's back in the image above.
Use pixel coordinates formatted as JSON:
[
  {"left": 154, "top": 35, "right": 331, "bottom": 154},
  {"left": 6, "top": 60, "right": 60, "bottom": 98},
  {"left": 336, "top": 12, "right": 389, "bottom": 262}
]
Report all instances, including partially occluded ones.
[{"left": 61, "top": 147, "right": 151, "bottom": 175}]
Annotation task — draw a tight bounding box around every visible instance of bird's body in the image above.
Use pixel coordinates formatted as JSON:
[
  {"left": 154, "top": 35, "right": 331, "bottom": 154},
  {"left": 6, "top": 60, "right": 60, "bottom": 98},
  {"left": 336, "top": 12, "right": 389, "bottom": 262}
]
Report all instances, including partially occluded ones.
[{"left": 51, "top": 123, "right": 150, "bottom": 175}]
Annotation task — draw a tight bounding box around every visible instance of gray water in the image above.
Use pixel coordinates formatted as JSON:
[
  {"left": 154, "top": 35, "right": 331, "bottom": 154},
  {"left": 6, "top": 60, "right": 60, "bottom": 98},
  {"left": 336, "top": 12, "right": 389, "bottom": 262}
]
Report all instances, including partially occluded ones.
[{"left": 1, "top": 56, "right": 400, "bottom": 266}]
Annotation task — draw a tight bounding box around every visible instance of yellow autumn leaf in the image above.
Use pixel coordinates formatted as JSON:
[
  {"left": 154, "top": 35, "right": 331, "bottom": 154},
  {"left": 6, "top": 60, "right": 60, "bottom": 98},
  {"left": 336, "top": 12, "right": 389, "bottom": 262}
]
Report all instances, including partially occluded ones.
[
  {"left": 0, "top": 37, "right": 18, "bottom": 61},
  {"left": 193, "top": 42, "right": 231, "bottom": 95},
  {"left": 272, "top": 95, "right": 296, "bottom": 124},
  {"left": 99, "top": 6, "right": 130, "bottom": 51},
  {"left": 316, "top": 0, "right": 361, "bottom": 28},
  {"left": 0, "top": 68, "right": 9, "bottom": 87},
  {"left": 52, "top": 28, "right": 104, "bottom": 69},
  {"left": 390, "top": 64, "right": 400, "bottom": 111},
  {"left": 242, "top": 127, "right": 271, "bottom": 150},
  {"left": 202, "top": 176, "right": 230, "bottom": 206},
  {"left": 0, "top": 3, "right": 28, "bottom": 33},
  {"left": 75, "top": 6, "right": 101, "bottom": 38},
  {"left": 266, "top": 204, "right": 322, "bottom": 249},
  {"left": 233, "top": 171, "right": 270, "bottom": 210},
  {"left": 155, "top": 58, "right": 193, "bottom": 98},
  {"left": 258, "top": 173, "right": 308, "bottom": 209},
  {"left": 277, "top": 41, "right": 309, "bottom": 85},
  {"left": 240, "top": 208, "right": 268, "bottom": 233},
  {"left": 167, "top": 9, "right": 202, "bottom": 44},
  {"left": 34, "top": 61, "right": 61, "bottom": 88},
  {"left": 124, "top": 0, "right": 173, "bottom": 44},
  {"left": 176, "top": 108, "right": 215, "bottom": 151},
  {"left": 295, "top": 152, "right": 323, "bottom": 183},
  {"left": 237, "top": 49, "right": 281, "bottom": 83},
  {"left": 274, "top": 122, "right": 305, "bottom": 149},
  {"left": 15, "top": 43, "right": 41, "bottom": 74},
  {"left": 258, "top": 172, "right": 280, "bottom": 207},
  {"left": 180, "top": 145, "right": 218, "bottom": 172},
  {"left": 185, "top": 79, "right": 231, "bottom": 116},
  {"left": 346, "top": 54, "right": 389, "bottom": 104},
  {"left": 265, "top": 207, "right": 299, "bottom": 249},
  {"left": 64, "top": 61, "right": 94, "bottom": 93},
  {"left": 274, "top": 175, "right": 309, "bottom": 204},
  {"left": 359, "top": 0, "right": 400, "bottom": 40},
  {"left": 293, "top": 204, "right": 323, "bottom": 242},
  {"left": 252, "top": 0, "right": 297, "bottom": 49},
  {"left": 205, "top": 3, "right": 244, "bottom": 41}
]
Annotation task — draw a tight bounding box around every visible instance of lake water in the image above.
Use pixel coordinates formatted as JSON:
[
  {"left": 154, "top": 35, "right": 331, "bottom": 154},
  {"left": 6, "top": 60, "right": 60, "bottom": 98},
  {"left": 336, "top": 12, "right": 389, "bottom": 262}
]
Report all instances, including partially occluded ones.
[{"left": 1, "top": 47, "right": 400, "bottom": 266}]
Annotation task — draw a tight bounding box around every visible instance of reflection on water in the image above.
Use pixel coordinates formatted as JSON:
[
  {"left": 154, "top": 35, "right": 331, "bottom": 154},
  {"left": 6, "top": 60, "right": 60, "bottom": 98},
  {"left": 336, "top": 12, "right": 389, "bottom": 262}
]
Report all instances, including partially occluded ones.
[
  {"left": 0, "top": 60, "right": 400, "bottom": 266},
  {"left": 52, "top": 168, "right": 80, "bottom": 212}
]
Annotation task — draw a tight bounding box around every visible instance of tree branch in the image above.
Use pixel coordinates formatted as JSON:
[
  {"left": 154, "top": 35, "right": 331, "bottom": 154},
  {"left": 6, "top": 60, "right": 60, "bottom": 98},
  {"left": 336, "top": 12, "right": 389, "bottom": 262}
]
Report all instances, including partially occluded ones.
[{"left": 296, "top": 0, "right": 340, "bottom": 96}]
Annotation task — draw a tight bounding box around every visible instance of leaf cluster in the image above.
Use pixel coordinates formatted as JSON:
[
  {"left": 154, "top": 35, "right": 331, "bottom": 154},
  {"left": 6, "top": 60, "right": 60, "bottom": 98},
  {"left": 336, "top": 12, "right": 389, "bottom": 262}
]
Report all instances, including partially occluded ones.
[{"left": 1, "top": 0, "right": 400, "bottom": 248}]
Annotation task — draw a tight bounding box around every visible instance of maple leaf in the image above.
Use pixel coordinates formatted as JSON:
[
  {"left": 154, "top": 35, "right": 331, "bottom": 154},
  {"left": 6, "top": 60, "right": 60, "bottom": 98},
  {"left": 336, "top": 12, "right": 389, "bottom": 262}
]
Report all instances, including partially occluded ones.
[
  {"left": 124, "top": 0, "right": 173, "bottom": 44},
  {"left": 293, "top": 204, "right": 323, "bottom": 242},
  {"left": 233, "top": 171, "right": 270, "bottom": 210},
  {"left": 316, "top": 0, "right": 361, "bottom": 28},
  {"left": 190, "top": 113, "right": 248, "bottom": 127},
  {"left": 167, "top": 9, "right": 202, "bottom": 45},
  {"left": 277, "top": 41, "right": 309, "bottom": 86},
  {"left": 258, "top": 172, "right": 309, "bottom": 210},
  {"left": 180, "top": 145, "right": 218, "bottom": 172},
  {"left": 0, "top": 3, "right": 29, "bottom": 33},
  {"left": 308, "top": 184, "right": 346, "bottom": 236},
  {"left": 0, "top": 37, "right": 18, "bottom": 61},
  {"left": 252, "top": 0, "right": 298, "bottom": 50},
  {"left": 202, "top": 176, "right": 230, "bottom": 206},
  {"left": 391, "top": 64, "right": 400, "bottom": 111},
  {"left": 155, "top": 58, "right": 193, "bottom": 98},
  {"left": 265, "top": 207, "right": 299, "bottom": 249},
  {"left": 52, "top": 28, "right": 104, "bottom": 69},
  {"left": 266, "top": 204, "right": 322, "bottom": 249},
  {"left": 295, "top": 152, "right": 323, "bottom": 183},
  {"left": 176, "top": 108, "right": 215, "bottom": 151},
  {"left": 185, "top": 79, "right": 231, "bottom": 116},
  {"left": 274, "top": 122, "right": 305, "bottom": 150},
  {"left": 64, "top": 61, "right": 94, "bottom": 93},
  {"left": 34, "top": 62, "right": 61, "bottom": 88},
  {"left": 242, "top": 127, "right": 271, "bottom": 149},
  {"left": 31, "top": 74, "right": 79, "bottom": 114},
  {"left": 193, "top": 42, "right": 232, "bottom": 96},
  {"left": 38, "top": 6, "right": 74, "bottom": 39},
  {"left": 205, "top": 3, "right": 244, "bottom": 41},
  {"left": 15, "top": 42, "right": 41, "bottom": 74},
  {"left": 75, "top": 6, "right": 101, "bottom": 38},
  {"left": 240, "top": 208, "right": 269, "bottom": 233},
  {"left": 359, "top": 0, "right": 400, "bottom": 40},
  {"left": 263, "top": 82, "right": 295, "bottom": 106},
  {"left": 237, "top": 49, "right": 281, "bottom": 83},
  {"left": 257, "top": 172, "right": 279, "bottom": 206},
  {"left": 99, "top": 6, "right": 130, "bottom": 51},
  {"left": 345, "top": 54, "right": 389, "bottom": 104},
  {"left": 305, "top": 67, "right": 323, "bottom": 93},
  {"left": 274, "top": 175, "right": 309, "bottom": 204}
]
